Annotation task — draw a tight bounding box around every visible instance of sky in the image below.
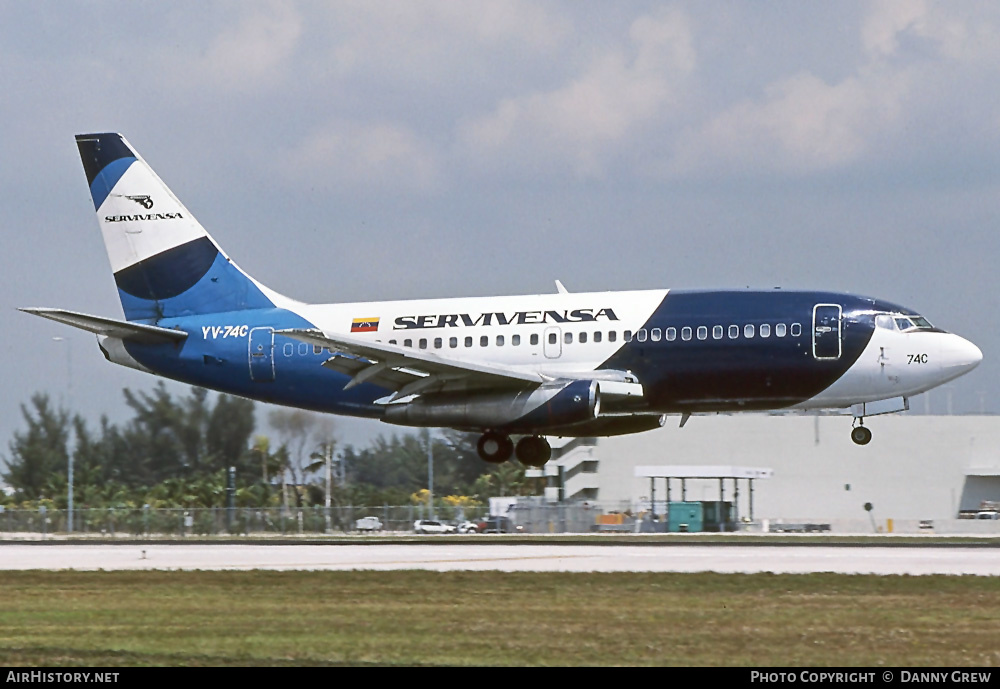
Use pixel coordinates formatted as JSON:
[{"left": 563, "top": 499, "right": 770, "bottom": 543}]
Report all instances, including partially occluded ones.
[{"left": 2, "top": 1, "right": 998, "bottom": 460}]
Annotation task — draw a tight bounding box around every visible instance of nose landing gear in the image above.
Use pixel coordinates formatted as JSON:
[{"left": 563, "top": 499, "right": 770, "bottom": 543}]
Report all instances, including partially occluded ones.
[{"left": 850, "top": 422, "right": 872, "bottom": 445}]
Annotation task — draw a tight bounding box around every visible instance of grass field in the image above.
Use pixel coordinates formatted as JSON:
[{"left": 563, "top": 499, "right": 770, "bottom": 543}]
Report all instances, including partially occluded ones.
[{"left": 1, "top": 570, "right": 999, "bottom": 666}]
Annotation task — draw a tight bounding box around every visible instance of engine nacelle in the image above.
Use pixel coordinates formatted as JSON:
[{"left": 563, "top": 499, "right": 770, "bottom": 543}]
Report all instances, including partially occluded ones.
[
  {"left": 546, "top": 414, "right": 667, "bottom": 438},
  {"left": 382, "top": 379, "right": 600, "bottom": 432}
]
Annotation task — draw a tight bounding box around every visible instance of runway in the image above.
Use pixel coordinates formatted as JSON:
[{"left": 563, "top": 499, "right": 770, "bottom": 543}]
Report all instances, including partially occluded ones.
[{"left": 2, "top": 542, "right": 999, "bottom": 575}]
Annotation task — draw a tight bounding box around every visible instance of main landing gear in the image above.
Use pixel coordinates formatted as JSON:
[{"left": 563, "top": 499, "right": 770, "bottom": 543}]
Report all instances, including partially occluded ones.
[
  {"left": 476, "top": 431, "right": 551, "bottom": 467},
  {"left": 850, "top": 421, "right": 872, "bottom": 446}
]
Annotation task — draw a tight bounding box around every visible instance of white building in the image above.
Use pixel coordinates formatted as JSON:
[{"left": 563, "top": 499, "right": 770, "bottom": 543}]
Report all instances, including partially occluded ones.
[{"left": 545, "top": 414, "right": 1000, "bottom": 529}]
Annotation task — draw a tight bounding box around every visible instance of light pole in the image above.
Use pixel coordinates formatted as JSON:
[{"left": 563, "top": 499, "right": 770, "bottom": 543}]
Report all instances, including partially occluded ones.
[
  {"left": 424, "top": 429, "right": 435, "bottom": 520},
  {"left": 53, "top": 337, "right": 73, "bottom": 533},
  {"left": 310, "top": 442, "right": 335, "bottom": 533},
  {"left": 324, "top": 443, "right": 333, "bottom": 533}
]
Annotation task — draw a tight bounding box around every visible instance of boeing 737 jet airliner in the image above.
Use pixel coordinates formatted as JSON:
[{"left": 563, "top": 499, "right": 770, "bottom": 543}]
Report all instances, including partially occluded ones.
[{"left": 22, "top": 134, "right": 983, "bottom": 466}]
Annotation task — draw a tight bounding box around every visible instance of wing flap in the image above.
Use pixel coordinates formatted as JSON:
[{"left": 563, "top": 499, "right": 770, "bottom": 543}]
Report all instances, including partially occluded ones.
[{"left": 278, "top": 328, "right": 543, "bottom": 397}]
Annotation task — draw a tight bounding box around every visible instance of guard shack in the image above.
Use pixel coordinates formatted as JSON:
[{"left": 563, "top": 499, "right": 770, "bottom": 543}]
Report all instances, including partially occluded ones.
[{"left": 635, "top": 465, "right": 773, "bottom": 532}]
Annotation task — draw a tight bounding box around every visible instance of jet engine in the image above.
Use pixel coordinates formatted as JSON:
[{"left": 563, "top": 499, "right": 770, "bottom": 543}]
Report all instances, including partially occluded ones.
[{"left": 382, "top": 379, "right": 600, "bottom": 432}]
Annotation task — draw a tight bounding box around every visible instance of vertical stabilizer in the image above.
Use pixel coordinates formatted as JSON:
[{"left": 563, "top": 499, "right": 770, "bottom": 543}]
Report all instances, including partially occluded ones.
[{"left": 76, "top": 133, "right": 279, "bottom": 321}]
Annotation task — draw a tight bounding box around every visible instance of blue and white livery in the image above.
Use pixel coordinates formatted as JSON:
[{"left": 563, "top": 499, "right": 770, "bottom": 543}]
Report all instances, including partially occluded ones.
[{"left": 21, "top": 134, "right": 983, "bottom": 466}]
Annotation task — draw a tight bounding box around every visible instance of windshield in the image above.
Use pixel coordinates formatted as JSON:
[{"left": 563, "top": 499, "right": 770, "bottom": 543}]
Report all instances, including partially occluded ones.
[{"left": 876, "top": 312, "right": 935, "bottom": 331}]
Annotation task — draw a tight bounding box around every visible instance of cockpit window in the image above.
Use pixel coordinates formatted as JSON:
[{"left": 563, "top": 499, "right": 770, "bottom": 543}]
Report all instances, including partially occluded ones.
[{"left": 878, "top": 312, "right": 935, "bottom": 331}]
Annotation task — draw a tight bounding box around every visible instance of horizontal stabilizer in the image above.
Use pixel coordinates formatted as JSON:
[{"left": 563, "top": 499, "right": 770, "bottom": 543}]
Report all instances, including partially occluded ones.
[{"left": 19, "top": 308, "right": 188, "bottom": 344}]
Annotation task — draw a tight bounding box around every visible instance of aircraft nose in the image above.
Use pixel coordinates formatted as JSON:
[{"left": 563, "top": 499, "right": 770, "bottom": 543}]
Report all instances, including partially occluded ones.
[{"left": 941, "top": 334, "right": 983, "bottom": 377}]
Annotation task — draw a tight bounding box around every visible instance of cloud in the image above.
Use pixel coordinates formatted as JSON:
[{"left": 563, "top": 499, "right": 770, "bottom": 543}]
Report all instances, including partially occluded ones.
[
  {"left": 320, "top": 1, "right": 569, "bottom": 81},
  {"left": 279, "top": 120, "right": 442, "bottom": 193},
  {"left": 669, "top": 67, "right": 911, "bottom": 177},
  {"left": 184, "top": 2, "right": 303, "bottom": 93},
  {"left": 456, "top": 7, "right": 695, "bottom": 178},
  {"left": 862, "top": 0, "right": 932, "bottom": 59},
  {"left": 664, "top": 2, "right": 1000, "bottom": 181}
]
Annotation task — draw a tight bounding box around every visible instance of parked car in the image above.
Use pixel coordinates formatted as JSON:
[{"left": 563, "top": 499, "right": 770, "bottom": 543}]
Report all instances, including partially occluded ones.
[
  {"left": 355, "top": 516, "right": 383, "bottom": 532},
  {"left": 457, "top": 520, "right": 480, "bottom": 533},
  {"left": 476, "top": 516, "right": 522, "bottom": 534},
  {"left": 413, "top": 519, "right": 457, "bottom": 534}
]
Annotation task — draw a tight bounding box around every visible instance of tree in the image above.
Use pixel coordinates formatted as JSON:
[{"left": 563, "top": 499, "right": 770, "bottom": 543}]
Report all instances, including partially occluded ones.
[
  {"left": 267, "top": 409, "right": 337, "bottom": 507},
  {"left": 2, "top": 394, "right": 70, "bottom": 501},
  {"left": 120, "top": 383, "right": 257, "bottom": 486},
  {"left": 267, "top": 408, "right": 317, "bottom": 488},
  {"left": 206, "top": 393, "right": 257, "bottom": 476}
]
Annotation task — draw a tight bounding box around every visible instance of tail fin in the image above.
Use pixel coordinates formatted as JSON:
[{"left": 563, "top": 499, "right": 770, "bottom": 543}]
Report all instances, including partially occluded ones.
[{"left": 76, "top": 133, "right": 280, "bottom": 321}]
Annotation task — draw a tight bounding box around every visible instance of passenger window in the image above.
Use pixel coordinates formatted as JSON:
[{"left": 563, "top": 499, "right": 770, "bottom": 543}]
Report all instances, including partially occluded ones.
[
  {"left": 579, "top": 332, "right": 588, "bottom": 344},
  {"left": 697, "top": 326, "right": 707, "bottom": 340},
  {"left": 729, "top": 325, "right": 739, "bottom": 339},
  {"left": 609, "top": 331, "right": 617, "bottom": 343},
  {"left": 548, "top": 333, "right": 557, "bottom": 345},
  {"left": 419, "top": 338, "right": 428, "bottom": 349},
  {"left": 465, "top": 337, "right": 473, "bottom": 347},
  {"left": 313, "top": 345, "right": 322, "bottom": 355},
  {"left": 636, "top": 329, "right": 647, "bottom": 343},
  {"left": 713, "top": 325, "right": 723, "bottom": 339},
  {"left": 650, "top": 328, "right": 661, "bottom": 342},
  {"left": 760, "top": 324, "right": 770, "bottom": 338},
  {"left": 389, "top": 339, "right": 397, "bottom": 345},
  {"left": 775, "top": 324, "right": 786, "bottom": 337},
  {"left": 744, "top": 324, "right": 755, "bottom": 338},
  {"left": 564, "top": 332, "right": 573, "bottom": 344},
  {"left": 434, "top": 338, "right": 442, "bottom": 349},
  {"left": 791, "top": 323, "right": 801, "bottom": 337},
  {"left": 449, "top": 337, "right": 458, "bottom": 348},
  {"left": 531, "top": 334, "right": 539, "bottom": 345},
  {"left": 481, "top": 336, "right": 489, "bottom": 347},
  {"left": 594, "top": 332, "right": 602, "bottom": 343},
  {"left": 283, "top": 343, "right": 294, "bottom": 357},
  {"left": 624, "top": 330, "right": 632, "bottom": 342},
  {"left": 404, "top": 339, "right": 412, "bottom": 348},
  {"left": 496, "top": 335, "right": 504, "bottom": 347},
  {"left": 681, "top": 327, "right": 692, "bottom": 341},
  {"left": 512, "top": 334, "right": 521, "bottom": 346}
]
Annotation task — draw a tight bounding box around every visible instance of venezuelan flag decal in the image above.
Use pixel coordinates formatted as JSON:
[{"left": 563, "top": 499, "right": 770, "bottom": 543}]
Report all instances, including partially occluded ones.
[{"left": 351, "top": 317, "right": 380, "bottom": 333}]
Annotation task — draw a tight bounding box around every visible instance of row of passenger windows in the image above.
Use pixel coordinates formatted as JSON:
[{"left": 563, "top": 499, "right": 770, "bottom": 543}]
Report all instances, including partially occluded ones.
[
  {"left": 281, "top": 322, "right": 804, "bottom": 357},
  {"left": 383, "top": 323, "right": 803, "bottom": 350},
  {"left": 633, "top": 322, "right": 802, "bottom": 343},
  {"left": 385, "top": 332, "right": 601, "bottom": 349}
]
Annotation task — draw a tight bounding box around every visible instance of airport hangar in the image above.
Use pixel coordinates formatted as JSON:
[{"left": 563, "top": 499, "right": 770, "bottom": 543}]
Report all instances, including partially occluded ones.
[{"left": 540, "top": 412, "right": 1000, "bottom": 531}]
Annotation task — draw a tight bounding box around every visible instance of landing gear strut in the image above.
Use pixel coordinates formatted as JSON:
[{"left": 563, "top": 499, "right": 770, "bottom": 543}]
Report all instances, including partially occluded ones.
[{"left": 850, "top": 422, "right": 872, "bottom": 446}]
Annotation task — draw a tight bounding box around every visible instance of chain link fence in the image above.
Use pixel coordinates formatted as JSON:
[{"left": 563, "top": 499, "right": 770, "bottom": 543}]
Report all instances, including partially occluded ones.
[{"left": 0, "top": 501, "right": 644, "bottom": 537}]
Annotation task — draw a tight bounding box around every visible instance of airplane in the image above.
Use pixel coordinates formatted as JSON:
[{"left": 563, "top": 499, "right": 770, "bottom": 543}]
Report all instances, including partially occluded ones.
[{"left": 21, "top": 133, "right": 983, "bottom": 467}]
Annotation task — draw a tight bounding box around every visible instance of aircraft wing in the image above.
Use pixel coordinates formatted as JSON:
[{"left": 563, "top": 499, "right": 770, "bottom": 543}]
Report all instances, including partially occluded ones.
[
  {"left": 276, "top": 328, "right": 546, "bottom": 400},
  {"left": 20, "top": 307, "right": 188, "bottom": 344}
]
